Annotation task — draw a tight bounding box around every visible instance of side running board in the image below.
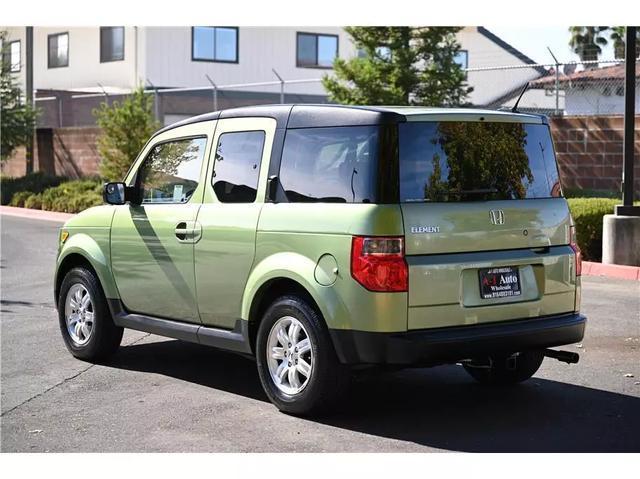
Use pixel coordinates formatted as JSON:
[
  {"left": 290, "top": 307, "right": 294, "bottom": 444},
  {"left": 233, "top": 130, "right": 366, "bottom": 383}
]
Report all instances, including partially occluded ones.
[{"left": 107, "top": 299, "right": 252, "bottom": 355}]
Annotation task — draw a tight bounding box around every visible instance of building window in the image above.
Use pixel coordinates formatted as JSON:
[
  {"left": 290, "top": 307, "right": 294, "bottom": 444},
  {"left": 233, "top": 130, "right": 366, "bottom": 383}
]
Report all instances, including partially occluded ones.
[
  {"left": 454, "top": 50, "right": 468, "bottom": 69},
  {"left": 356, "top": 46, "right": 391, "bottom": 60},
  {"left": 48, "top": 32, "right": 69, "bottom": 68},
  {"left": 296, "top": 32, "right": 338, "bottom": 68},
  {"left": 3, "top": 40, "right": 21, "bottom": 72},
  {"left": 192, "top": 27, "right": 238, "bottom": 63},
  {"left": 100, "top": 27, "right": 124, "bottom": 63}
]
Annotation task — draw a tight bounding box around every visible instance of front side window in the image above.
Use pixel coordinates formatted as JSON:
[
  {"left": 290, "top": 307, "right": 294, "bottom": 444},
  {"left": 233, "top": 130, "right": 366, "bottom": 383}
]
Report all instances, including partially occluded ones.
[
  {"left": 137, "top": 137, "right": 207, "bottom": 204},
  {"left": 2, "top": 41, "right": 21, "bottom": 72},
  {"left": 399, "top": 122, "right": 561, "bottom": 203},
  {"left": 100, "top": 26, "right": 124, "bottom": 62},
  {"left": 279, "top": 126, "right": 379, "bottom": 203},
  {"left": 192, "top": 26, "right": 238, "bottom": 63},
  {"left": 296, "top": 32, "right": 338, "bottom": 68},
  {"left": 48, "top": 32, "right": 69, "bottom": 68},
  {"left": 212, "top": 131, "right": 265, "bottom": 203}
]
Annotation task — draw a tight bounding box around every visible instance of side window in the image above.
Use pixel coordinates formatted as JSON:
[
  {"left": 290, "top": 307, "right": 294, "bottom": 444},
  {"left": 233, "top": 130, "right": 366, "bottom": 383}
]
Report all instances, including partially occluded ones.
[
  {"left": 137, "top": 137, "right": 207, "bottom": 204},
  {"left": 279, "top": 126, "right": 379, "bottom": 203},
  {"left": 212, "top": 131, "right": 265, "bottom": 203}
]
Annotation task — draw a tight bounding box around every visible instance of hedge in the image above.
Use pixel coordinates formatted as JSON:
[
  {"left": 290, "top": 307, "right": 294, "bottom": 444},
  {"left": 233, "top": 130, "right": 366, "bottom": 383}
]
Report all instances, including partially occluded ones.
[
  {"left": 566, "top": 198, "right": 619, "bottom": 262},
  {"left": 1, "top": 172, "right": 66, "bottom": 205},
  {"left": 8, "top": 179, "right": 103, "bottom": 214}
]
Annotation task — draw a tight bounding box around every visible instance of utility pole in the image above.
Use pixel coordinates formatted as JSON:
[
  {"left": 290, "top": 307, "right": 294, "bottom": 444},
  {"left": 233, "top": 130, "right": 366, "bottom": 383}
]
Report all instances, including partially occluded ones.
[
  {"left": 25, "top": 26, "right": 34, "bottom": 174},
  {"left": 617, "top": 26, "right": 638, "bottom": 216},
  {"left": 603, "top": 26, "right": 640, "bottom": 266}
]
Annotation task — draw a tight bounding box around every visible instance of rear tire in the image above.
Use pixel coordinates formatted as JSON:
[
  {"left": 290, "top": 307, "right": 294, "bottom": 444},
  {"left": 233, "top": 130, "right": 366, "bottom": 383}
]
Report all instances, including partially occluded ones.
[
  {"left": 256, "top": 295, "right": 350, "bottom": 416},
  {"left": 58, "top": 266, "right": 123, "bottom": 362},
  {"left": 463, "top": 351, "right": 544, "bottom": 385}
]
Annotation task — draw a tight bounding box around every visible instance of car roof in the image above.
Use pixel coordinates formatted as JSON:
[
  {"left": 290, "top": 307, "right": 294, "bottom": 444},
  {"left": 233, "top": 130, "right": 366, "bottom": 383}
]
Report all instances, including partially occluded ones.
[{"left": 156, "top": 104, "right": 545, "bottom": 136}]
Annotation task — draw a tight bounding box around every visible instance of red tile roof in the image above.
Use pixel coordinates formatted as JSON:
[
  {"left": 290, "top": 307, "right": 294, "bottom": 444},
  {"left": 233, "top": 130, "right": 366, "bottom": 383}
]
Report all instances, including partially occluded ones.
[{"left": 531, "top": 63, "right": 640, "bottom": 87}]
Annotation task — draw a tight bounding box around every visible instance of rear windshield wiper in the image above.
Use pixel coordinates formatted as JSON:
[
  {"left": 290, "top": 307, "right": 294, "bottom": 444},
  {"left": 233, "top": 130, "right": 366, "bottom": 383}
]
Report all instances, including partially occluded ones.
[{"left": 447, "top": 188, "right": 498, "bottom": 195}]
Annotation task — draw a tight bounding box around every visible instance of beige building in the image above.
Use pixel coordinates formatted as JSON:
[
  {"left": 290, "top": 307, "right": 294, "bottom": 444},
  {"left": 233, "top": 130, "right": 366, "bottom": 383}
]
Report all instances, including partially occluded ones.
[{"left": 2, "top": 26, "right": 553, "bottom": 177}]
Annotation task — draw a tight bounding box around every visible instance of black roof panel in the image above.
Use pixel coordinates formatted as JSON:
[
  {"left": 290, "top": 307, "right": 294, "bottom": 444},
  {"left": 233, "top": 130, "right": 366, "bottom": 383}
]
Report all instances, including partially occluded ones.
[{"left": 287, "top": 104, "right": 404, "bottom": 128}]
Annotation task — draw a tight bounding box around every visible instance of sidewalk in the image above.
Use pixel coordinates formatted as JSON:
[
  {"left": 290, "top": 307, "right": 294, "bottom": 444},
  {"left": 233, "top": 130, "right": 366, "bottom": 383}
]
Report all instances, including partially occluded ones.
[
  {"left": 582, "top": 261, "right": 640, "bottom": 281},
  {"left": 0, "top": 205, "right": 74, "bottom": 223}
]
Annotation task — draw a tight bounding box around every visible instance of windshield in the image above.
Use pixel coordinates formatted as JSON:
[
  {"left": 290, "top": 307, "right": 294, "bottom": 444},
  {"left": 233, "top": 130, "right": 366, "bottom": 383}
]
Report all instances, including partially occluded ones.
[{"left": 399, "top": 122, "right": 561, "bottom": 202}]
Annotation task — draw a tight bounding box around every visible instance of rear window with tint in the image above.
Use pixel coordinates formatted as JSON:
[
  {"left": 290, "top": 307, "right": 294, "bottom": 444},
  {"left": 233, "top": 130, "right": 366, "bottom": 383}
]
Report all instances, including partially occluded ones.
[
  {"left": 279, "top": 126, "right": 379, "bottom": 203},
  {"left": 399, "top": 122, "right": 561, "bottom": 202}
]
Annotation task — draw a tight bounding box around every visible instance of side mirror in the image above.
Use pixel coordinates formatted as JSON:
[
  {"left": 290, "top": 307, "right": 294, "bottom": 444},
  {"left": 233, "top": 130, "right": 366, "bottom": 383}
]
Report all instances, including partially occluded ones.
[{"left": 103, "top": 182, "right": 127, "bottom": 205}]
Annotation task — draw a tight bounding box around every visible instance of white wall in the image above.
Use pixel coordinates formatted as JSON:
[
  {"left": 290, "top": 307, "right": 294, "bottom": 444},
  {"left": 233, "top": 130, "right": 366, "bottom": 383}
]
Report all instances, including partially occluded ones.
[
  {"left": 143, "top": 27, "right": 356, "bottom": 96},
  {"left": 2, "top": 27, "right": 139, "bottom": 92},
  {"left": 3, "top": 27, "right": 27, "bottom": 90},
  {"left": 457, "top": 27, "right": 543, "bottom": 106},
  {"left": 565, "top": 85, "right": 640, "bottom": 115}
]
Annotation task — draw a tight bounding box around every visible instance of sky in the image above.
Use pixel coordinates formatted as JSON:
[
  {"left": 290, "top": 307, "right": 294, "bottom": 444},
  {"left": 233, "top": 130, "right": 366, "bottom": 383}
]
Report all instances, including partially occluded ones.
[{"left": 485, "top": 26, "right": 616, "bottom": 65}]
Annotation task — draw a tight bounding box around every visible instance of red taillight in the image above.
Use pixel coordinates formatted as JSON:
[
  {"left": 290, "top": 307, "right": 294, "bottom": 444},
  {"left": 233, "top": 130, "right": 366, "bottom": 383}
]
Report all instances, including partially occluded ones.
[
  {"left": 351, "top": 236, "right": 408, "bottom": 292},
  {"left": 570, "top": 225, "right": 582, "bottom": 276}
]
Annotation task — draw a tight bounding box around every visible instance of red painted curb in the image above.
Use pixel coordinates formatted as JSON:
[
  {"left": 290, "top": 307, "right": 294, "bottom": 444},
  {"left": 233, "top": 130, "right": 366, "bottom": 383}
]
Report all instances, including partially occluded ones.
[
  {"left": 0, "top": 205, "right": 74, "bottom": 223},
  {"left": 582, "top": 261, "right": 640, "bottom": 281}
]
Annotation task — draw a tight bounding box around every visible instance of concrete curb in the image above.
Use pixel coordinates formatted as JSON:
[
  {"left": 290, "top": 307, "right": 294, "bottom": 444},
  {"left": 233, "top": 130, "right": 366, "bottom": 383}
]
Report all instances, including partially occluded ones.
[
  {"left": 583, "top": 261, "right": 640, "bottom": 281},
  {"left": 0, "top": 206, "right": 74, "bottom": 223}
]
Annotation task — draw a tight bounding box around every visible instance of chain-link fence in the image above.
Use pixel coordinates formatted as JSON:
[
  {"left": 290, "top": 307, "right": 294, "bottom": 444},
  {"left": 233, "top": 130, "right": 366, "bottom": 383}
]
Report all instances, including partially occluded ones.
[
  {"left": 466, "top": 59, "right": 638, "bottom": 117},
  {"left": 33, "top": 59, "right": 639, "bottom": 128}
]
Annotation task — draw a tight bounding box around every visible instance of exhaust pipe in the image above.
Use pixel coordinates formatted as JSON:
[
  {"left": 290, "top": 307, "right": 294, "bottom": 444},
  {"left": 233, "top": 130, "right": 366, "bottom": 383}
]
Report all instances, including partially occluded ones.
[{"left": 544, "top": 349, "right": 580, "bottom": 364}]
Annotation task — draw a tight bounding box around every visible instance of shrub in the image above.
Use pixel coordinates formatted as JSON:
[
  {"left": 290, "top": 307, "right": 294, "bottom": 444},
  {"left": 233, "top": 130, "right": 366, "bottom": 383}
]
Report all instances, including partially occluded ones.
[
  {"left": 9, "top": 190, "right": 35, "bottom": 208},
  {"left": 567, "top": 198, "right": 618, "bottom": 261},
  {"left": 0, "top": 171, "right": 66, "bottom": 205},
  {"left": 563, "top": 187, "right": 620, "bottom": 199},
  {"left": 24, "top": 193, "right": 43, "bottom": 210},
  {"left": 40, "top": 180, "right": 103, "bottom": 213},
  {"left": 94, "top": 87, "right": 159, "bottom": 182}
]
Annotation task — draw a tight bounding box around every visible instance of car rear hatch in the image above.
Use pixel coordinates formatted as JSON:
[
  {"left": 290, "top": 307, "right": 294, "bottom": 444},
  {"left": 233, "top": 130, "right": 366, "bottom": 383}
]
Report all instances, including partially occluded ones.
[{"left": 398, "top": 118, "right": 579, "bottom": 330}]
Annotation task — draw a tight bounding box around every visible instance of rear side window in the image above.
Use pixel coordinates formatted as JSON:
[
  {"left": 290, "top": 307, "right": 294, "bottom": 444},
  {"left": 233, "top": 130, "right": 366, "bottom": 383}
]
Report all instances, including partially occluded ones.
[
  {"left": 279, "top": 126, "right": 379, "bottom": 203},
  {"left": 399, "top": 122, "right": 561, "bottom": 202},
  {"left": 212, "top": 130, "right": 265, "bottom": 203}
]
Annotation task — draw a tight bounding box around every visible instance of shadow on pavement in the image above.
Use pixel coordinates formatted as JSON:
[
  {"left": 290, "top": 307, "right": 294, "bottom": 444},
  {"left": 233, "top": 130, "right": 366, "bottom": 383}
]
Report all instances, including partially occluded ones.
[{"left": 107, "top": 338, "right": 640, "bottom": 453}]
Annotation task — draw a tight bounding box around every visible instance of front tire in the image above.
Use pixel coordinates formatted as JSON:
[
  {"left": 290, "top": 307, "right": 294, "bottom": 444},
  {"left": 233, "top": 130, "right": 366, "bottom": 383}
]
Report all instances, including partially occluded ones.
[
  {"left": 57, "top": 266, "right": 123, "bottom": 362},
  {"left": 463, "top": 351, "right": 545, "bottom": 385},
  {"left": 256, "top": 295, "right": 349, "bottom": 416}
]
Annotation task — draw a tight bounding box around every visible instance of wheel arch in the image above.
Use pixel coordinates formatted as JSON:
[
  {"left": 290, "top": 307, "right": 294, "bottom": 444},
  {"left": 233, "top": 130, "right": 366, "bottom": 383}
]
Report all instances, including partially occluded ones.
[
  {"left": 242, "top": 253, "right": 349, "bottom": 353},
  {"left": 55, "top": 234, "right": 119, "bottom": 304}
]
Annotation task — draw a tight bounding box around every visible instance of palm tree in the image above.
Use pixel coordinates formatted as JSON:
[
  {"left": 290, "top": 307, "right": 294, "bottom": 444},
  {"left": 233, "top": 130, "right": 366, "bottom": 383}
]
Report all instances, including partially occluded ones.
[
  {"left": 569, "top": 27, "right": 609, "bottom": 67},
  {"left": 609, "top": 26, "right": 640, "bottom": 60}
]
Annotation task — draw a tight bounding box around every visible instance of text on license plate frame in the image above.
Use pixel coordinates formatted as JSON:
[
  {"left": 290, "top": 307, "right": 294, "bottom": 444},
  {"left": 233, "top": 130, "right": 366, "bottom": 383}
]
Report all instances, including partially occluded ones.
[{"left": 478, "top": 266, "right": 522, "bottom": 299}]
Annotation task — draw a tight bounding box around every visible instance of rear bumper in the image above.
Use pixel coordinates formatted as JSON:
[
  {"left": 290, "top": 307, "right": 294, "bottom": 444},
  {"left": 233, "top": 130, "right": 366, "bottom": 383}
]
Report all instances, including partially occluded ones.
[{"left": 329, "top": 312, "right": 586, "bottom": 365}]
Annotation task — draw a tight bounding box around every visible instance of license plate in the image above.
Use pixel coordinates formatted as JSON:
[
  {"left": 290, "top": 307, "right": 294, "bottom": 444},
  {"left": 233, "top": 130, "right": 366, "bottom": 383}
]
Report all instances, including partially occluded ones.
[{"left": 479, "top": 266, "right": 521, "bottom": 299}]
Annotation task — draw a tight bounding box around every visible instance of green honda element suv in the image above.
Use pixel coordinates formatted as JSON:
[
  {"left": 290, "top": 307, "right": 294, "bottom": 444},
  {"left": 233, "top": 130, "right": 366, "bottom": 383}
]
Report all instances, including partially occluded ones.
[{"left": 54, "top": 104, "right": 586, "bottom": 415}]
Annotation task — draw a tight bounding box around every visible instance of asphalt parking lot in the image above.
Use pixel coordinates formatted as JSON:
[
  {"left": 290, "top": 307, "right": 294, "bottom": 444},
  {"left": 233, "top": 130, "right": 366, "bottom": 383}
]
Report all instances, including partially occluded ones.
[{"left": 1, "top": 213, "right": 639, "bottom": 452}]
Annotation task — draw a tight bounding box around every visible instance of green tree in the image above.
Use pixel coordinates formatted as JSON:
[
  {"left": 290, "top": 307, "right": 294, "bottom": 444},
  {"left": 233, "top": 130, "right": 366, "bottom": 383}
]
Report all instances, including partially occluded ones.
[
  {"left": 93, "top": 86, "right": 159, "bottom": 181},
  {"left": 0, "top": 31, "right": 38, "bottom": 163},
  {"left": 609, "top": 26, "right": 640, "bottom": 59},
  {"left": 322, "top": 27, "right": 472, "bottom": 106}
]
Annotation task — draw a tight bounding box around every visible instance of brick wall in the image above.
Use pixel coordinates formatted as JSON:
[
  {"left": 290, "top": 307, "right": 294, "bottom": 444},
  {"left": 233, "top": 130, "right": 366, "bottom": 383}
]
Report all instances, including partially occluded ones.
[
  {"left": 549, "top": 115, "right": 640, "bottom": 192},
  {"left": 1, "top": 127, "right": 101, "bottom": 179},
  {"left": 50, "top": 127, "right": 101, "bottom": 178}
]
